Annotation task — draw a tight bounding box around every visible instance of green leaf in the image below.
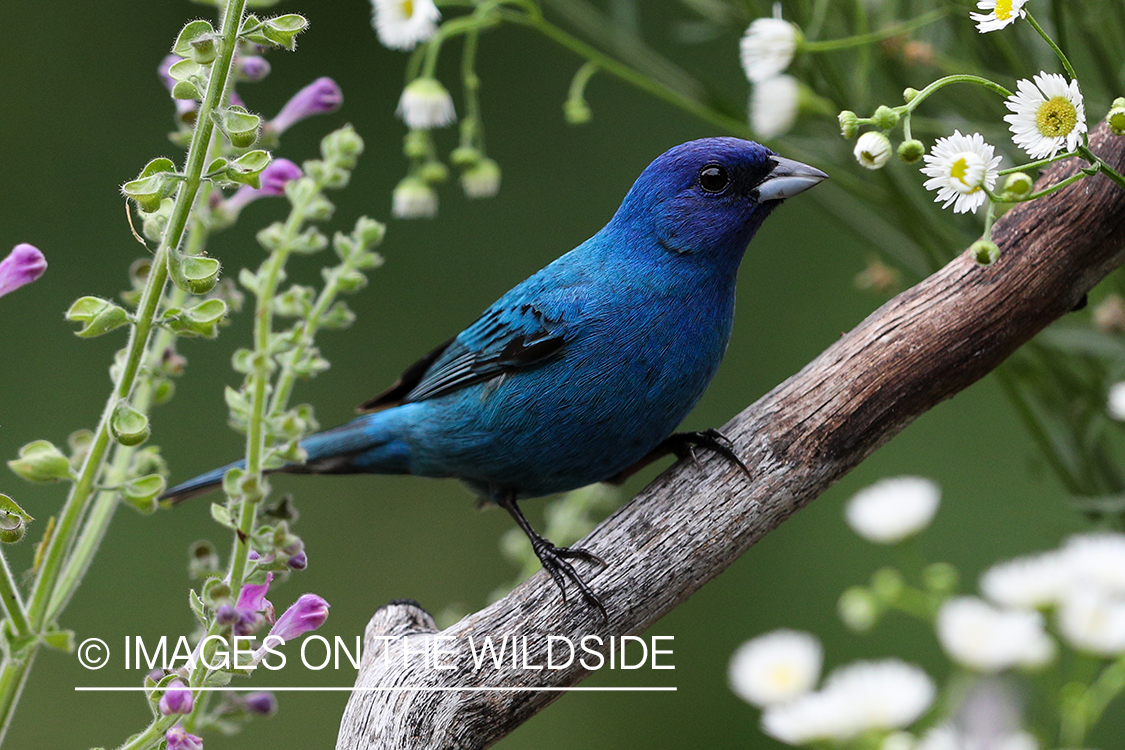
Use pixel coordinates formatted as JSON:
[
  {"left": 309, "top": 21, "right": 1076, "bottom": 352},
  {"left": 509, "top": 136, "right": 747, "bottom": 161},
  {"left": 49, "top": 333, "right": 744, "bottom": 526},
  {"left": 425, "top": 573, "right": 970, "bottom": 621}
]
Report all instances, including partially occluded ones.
[
  {"left": 41, "top": 630, "right": 75, "bottom": 653},
  {"left": 210, "top": 502, "right": 233, "bottom": 529},
  {"left": 9, "top": 440, "right": 72, "bottom": 483},
  {"left": 66, "top": 296, "right": 130, "bottom": 337}
]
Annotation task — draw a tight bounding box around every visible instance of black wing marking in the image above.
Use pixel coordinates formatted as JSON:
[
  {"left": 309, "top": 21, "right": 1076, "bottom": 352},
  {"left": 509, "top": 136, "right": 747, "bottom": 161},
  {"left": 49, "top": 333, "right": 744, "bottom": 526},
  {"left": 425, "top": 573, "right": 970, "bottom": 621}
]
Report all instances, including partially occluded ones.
[
  {"left": 356, "top": 337, "right": 454, "bottom": 413},
  {"left": 356, "top": 306, "right": 568, "bottom": 413}
]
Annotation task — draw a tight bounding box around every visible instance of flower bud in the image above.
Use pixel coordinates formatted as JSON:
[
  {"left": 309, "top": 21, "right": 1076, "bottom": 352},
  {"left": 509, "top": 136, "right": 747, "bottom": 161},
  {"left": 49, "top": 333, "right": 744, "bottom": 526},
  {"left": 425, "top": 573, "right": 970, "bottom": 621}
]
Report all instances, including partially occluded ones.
[
  {"left": 1002, "top": 172, "right": 1034, "bottom": 199},
  {"left": 897, "top": 139, "right": 925, "bottom": 163},
  {"left": 321, "top": 124, "right": 364, "bottom": 168},
  {"left": 564, "top": 97, "right": 592, "bottom": 125},
  {"left": 397, "top": 77, "right": 456, "bottom": 129},
  {"left": 838, "top": 586, "right": 878, "bottom": 632},
  {"left": 236, "top": 56, "right": 271, "bottom": 82},
  {"left": 922, "top": 562, "right": 959, "bottom": 594},
  {"left": 159, "top": 679, "right": 194, "bottom": 715},
  {"left": 970, "top": 239, "right": 1000, "bottom": 266},
  {"left": 269, "top": 593, "right": 329, "bottom": 641},
  {"left": 418, "top": 160, "right": 449, "bottom": 184},
  {"left": 461, "top": 158, "right": 501, "bottom": 199},
  {"left": 837, "top": 110, "right": 859, "bottom": 139},
  {"left": 903, "top": 87, "right": 920, "bottom": 103},
  {"left": 165, "top": 725, "right": 203, "bottom": 750},
  {"left": 1103, "top": 100, "right": 1125, "bottom": 137},
  {"left": 854, "top": 131, "right": 892, "bottom": 170},
  {"left": 392, "top": 176, "right": 438, "bottom": 219},
  {"left": 244, "top": 691, "right": 278, "bottom": 716},
  {"left": 871, "top": 567, "right": 905, "bottom": 602},
  {"left": 0, "top": 244, "right": 47, "bottom": 299},
  {"left": 871, "top": 105, "right": 900, "bottom": 130}
]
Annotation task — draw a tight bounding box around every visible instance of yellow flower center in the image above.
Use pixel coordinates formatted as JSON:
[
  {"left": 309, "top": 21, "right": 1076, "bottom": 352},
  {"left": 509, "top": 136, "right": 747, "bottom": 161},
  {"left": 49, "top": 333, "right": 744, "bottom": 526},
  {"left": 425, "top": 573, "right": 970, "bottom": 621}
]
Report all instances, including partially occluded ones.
[
  {"left": 949, "top": 155, "right": 982, "bottom": 192},
  {"left": 994, "top": 0, "right": 1014, "bottom": 20},
  {"left": 1035, "top": 96, "right": 1078, "bottom": 138},
  {"left": 400, "top": 0, "right": 414, "bottom": 18}
]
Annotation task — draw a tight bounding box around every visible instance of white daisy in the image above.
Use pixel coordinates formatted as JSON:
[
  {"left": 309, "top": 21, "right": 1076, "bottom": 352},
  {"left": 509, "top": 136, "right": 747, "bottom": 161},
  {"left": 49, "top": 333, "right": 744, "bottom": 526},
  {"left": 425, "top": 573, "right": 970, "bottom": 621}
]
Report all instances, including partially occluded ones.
[
  {"left": 920, "top": 131, "right": 1002, "bottom": 214},
  {"left": 970, "top": 0, "right": 1029, "bottom": 33},
  {"left": 728, "top": 629, "right": 822, "bottom": 707},
  {"left": 1004, "top": 73, "right": 1087, "bottom": 159},
  {"left": 1061, "top": 532, "right": 1125, "bottom": 595},
  {"left": 1056, "top": 586, "right": 1125, "bottom": 656},
  {"left": 750, "top": 75, "right": 799, "bottom": 139},
  {"left": 980, "top": 550, "right": 1072, "bottom": 609},
  {"left": 1108, "top": 381, "right": 1125, "bottom": 421},
  {"left": 740, "top": 18, "right": 800, "bottom": 83},
  {"left": 844, "top": 476, "right": 940, "bottom": 543},
  {"left": 396, "top": 77, "right": 456, "bottom": 129},
  {"left": 936, "top": 596, "right": 1056, "bottom": 673},
  {"left": 763, "top": 659, "right": 935, "bottom": 743},
  {"left": 391, "top": 176, "right": 438, "bottom": 219},
  {"left": 371, "top": 0, "right": 441, "bottom": 51},
  {"left": 854, "top": 131, "right": 893, "bottom": 170}
]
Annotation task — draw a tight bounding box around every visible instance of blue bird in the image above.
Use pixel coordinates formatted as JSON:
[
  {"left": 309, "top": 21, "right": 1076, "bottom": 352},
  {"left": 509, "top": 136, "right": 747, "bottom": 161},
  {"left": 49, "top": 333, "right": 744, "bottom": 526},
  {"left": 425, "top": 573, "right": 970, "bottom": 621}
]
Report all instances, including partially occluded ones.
[{"left": 164, "top": 137, "right": 826, "bottom": 617}]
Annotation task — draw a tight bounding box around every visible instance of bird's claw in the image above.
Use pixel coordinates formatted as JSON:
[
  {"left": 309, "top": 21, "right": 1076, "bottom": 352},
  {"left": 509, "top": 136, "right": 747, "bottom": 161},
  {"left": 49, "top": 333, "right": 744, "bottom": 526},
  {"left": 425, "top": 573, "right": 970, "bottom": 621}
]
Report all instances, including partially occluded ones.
[
  {"left": 668, "top": 428, "right": 751, "bottom": 478},
  {"left": 532, "top": 539, "right": 608, "bottom": 622}
]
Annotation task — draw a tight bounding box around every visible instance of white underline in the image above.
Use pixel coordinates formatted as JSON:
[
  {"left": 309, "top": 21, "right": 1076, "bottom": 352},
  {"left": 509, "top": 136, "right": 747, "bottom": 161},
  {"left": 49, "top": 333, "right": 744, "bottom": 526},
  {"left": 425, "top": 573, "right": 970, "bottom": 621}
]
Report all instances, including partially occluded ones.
[{"left": 75, "top": 686, "right": 676, "bottom": 692}]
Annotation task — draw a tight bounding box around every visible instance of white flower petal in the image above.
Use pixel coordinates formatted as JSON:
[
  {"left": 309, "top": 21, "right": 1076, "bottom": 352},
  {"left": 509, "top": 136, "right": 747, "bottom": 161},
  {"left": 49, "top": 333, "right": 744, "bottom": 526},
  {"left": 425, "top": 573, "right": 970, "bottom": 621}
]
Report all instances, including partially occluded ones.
[
  {"left": 844, "top": 476, "right": 940, "bottom": 542},
  {"left": 728, "top": 629, "right": 822, "bottom": 707},
  {"left": 372, "top": 0, "right": 440, "bottom": 50},
  {"left": 919, "top": 131, "right": 1001, "bottom": 214},
  {"left": 970, "top": 0, "right": 1028, "bottom": 33},
  {"left": 750, "top": 75, "right": 799, "bottom": 139},
  {"left": 1004, "top": 72, "right": 1087, "bottom": 160},
  {"left": 937, "top": 596, "right": 1055, "bottom": 672},
  {"left": 763, "top": 659, "right": 934, "bottom": 743},
  {"left": 740, "top": 18, "right": 799, "bottom": 83},
  {"left": 1108, "top": 382, "right": 1125, "bottom": 421},
  {"left": 1057, "top": 587, "right": 1125, "bottom": 655},
  {"left": 981, "top": 550, "right": 1072, "bottom": 608}
]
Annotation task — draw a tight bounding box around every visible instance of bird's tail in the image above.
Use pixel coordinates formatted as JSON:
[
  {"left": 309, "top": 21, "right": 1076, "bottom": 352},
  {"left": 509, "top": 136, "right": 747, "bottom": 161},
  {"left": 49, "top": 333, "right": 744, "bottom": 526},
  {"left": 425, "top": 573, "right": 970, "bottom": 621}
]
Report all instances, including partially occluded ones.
[{"left": 161, "top": 411, "right": 412, "bottom": 505}]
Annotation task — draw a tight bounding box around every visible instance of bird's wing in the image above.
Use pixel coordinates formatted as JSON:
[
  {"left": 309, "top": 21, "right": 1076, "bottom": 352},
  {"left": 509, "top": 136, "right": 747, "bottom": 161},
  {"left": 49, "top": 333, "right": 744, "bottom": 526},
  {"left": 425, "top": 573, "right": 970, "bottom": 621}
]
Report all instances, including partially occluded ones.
[{"left": 357, "top": 299, "right": 570, "bottom": 413}]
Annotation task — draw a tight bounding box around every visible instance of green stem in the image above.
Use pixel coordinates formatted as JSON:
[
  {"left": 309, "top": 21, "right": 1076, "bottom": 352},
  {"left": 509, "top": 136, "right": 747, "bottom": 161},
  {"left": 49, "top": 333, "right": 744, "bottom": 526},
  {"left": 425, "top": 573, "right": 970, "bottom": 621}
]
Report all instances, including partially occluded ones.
[
  {"left": 904, "top": 74, "right": 1013, "bottom": 114},
  {"left": 1025, "top": 10, "right": 1077, "bottom": 81},
  {"left": 802, "top": 8, "right": 949, "bottom": 52},
  {"left": 0, "top": 0, "right": 248, "bottom": 744},
  {"left": 1079, "top": 146, "right": 1125, "bottom": 191},
  {"left": 497, "top": 9, "right": 754, "bottom": 139},
  {"left": 0, "top": 555, "right": 28, "bottom": 639}
]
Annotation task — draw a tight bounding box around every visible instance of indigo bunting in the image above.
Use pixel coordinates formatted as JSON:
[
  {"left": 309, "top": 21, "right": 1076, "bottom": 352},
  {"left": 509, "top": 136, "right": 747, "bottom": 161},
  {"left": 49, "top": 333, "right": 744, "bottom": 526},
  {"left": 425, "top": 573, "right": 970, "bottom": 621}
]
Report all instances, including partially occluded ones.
[{"left": 164, "top": 137, "right": 826, "bottom": 617}]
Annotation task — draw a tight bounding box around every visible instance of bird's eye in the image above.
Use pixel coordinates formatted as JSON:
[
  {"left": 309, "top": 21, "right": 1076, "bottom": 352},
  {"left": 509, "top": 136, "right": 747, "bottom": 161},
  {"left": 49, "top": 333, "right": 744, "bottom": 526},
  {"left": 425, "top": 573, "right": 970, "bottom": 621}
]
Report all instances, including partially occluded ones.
[{"left": 698, "top": 164, "right": 730, "bottom": 193}]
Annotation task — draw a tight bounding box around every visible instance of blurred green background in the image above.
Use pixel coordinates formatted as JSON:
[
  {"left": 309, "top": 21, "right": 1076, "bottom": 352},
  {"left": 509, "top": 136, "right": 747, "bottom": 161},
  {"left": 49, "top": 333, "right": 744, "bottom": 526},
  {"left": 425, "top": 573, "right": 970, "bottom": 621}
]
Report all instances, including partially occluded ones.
[{"left": 0, "top": 1, "right": 1108, "bottom": 748}]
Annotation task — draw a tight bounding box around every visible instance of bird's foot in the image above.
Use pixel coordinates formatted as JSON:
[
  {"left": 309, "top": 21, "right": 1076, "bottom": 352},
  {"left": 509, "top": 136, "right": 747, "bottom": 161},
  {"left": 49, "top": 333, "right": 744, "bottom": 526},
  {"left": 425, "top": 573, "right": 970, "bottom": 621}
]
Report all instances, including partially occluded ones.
[
  {"left": 666, "top": 428, "right": 751, "bottom": 477},
  {"left": 530, "top": 538, "right": 608, "bottom": 622}
]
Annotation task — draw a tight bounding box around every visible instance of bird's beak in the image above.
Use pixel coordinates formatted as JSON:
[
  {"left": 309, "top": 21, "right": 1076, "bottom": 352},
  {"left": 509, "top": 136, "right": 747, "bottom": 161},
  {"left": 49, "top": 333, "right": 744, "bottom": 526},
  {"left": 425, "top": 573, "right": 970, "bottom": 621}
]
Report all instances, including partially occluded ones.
[{"left": 754, "top": 156, "right": 828, "bottom": 202}]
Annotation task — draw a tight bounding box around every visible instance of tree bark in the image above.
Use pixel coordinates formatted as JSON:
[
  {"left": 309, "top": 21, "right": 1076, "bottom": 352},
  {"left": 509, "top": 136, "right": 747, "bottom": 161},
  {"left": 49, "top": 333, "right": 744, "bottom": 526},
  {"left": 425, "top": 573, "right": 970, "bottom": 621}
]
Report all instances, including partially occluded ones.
[{"left": 336, "top": 125, "right": 1125, "bottom": 750}]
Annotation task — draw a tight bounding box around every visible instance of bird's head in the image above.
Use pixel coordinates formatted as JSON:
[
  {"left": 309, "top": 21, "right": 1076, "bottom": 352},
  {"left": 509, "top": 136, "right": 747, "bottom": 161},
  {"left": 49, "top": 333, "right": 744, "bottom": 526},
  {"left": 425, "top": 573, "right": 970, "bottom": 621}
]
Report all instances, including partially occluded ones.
[{"left": 610, "top": 137, "right": 827, "bottom": 265}]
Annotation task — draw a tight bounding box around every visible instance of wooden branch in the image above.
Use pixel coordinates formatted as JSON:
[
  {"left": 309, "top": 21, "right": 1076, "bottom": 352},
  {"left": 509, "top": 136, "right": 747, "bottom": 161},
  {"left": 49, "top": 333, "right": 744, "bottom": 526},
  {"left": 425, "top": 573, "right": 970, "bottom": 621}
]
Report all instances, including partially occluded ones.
[{"left": 336, "top": 125, "right": 1125, "bottom": 750}]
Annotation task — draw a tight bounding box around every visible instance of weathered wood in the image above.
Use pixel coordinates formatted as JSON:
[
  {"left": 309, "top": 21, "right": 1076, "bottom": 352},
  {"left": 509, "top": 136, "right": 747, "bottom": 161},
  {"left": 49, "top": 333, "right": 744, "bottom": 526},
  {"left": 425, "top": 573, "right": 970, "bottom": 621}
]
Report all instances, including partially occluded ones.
[{"left": 337, "top": 125, "right": 1125, "bottom": 750}]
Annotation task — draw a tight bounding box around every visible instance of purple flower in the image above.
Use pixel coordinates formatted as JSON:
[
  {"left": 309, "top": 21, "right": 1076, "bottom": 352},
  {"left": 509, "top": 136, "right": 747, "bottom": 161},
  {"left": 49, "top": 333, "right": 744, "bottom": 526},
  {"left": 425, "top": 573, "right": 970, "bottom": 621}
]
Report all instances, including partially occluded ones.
[
  {"left": 217, "top": 160, "right": 303, "bottom": 219},
  {"left": 244, "top": 691, "right": 278, "bottom": 716},
  {"left": 286, "top": 550, "right": 308, "bottom": 570},
  {"left": 166, "top": 725, "right": 204, "bottom": 750},
  {"left": 159, "top": 679, "right": 194, "bottom": 715},
  {"left": 0, "top": 244, "right": 46, "bottom": 298},
  {"left": 269, "top": 594, "right": 329, "bottom": 642},
  {"left": 259, "top": 159, "right": 304, "bottom": 197},
  {"left": 269, "top": 78, "right": 343, "bottom": 134},
  {"left": 236, "top": 56, "right": 271, "bottom": 82}
]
